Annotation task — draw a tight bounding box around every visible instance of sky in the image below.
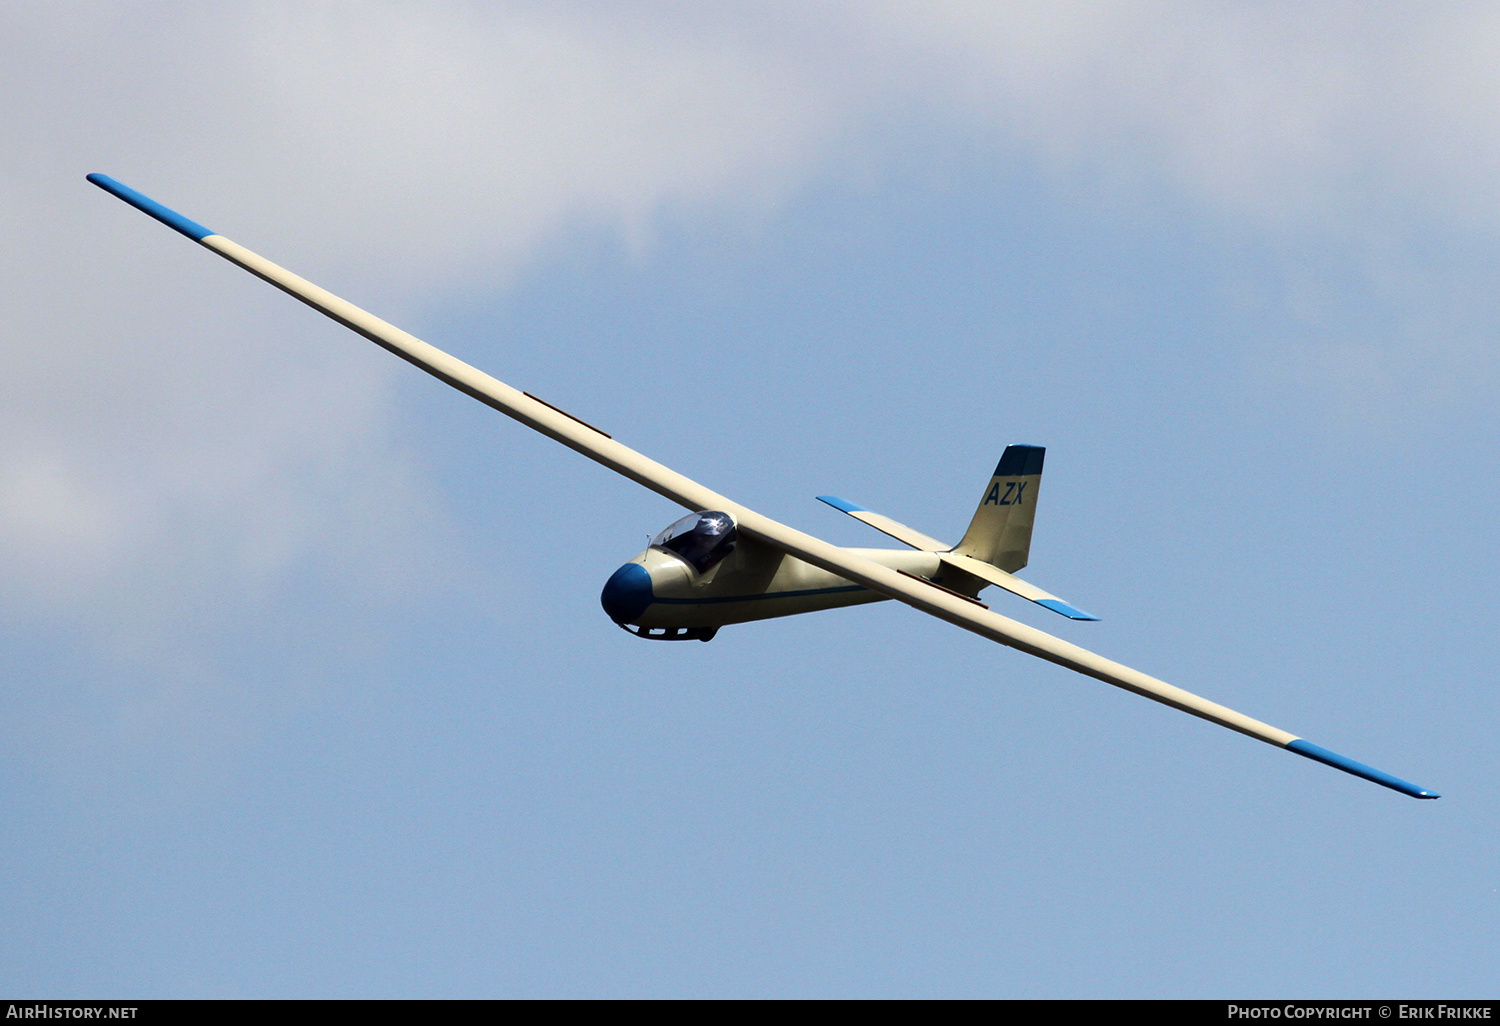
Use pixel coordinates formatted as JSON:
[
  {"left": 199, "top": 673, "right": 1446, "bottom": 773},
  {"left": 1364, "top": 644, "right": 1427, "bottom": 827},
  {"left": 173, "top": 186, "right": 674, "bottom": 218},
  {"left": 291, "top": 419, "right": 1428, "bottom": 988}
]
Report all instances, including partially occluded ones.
[{"left": 1, "top": 1, "right": 1497, "bottom": 998}]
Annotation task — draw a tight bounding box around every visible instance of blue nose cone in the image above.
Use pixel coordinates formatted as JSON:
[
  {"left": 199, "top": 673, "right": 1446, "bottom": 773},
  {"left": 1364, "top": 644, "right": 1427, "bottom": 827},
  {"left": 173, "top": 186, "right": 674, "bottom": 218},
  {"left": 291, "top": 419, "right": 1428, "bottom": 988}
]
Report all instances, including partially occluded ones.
[{"left": 601, "top": 562, "right": 654, "bottom": 624}]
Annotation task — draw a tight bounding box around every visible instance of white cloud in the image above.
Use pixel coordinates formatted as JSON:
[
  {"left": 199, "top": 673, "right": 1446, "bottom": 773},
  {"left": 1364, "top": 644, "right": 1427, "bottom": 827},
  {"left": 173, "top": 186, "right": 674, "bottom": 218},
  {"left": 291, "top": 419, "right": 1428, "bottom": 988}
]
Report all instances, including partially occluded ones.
[
  {"left": 227, "top": 2, "right": 838, "bottom": 288},
  {"left": 0, "top": 2, "right": 838, "bottom": 632},
  {"left": 831, "top": 2, "right": 1500, "bottom": 420},
  {"left": 848, "top": 2, "right": 1500, "bottom": 228},
  {"left": 5, "top": 0, "right": 1500, "bottom": 727}
]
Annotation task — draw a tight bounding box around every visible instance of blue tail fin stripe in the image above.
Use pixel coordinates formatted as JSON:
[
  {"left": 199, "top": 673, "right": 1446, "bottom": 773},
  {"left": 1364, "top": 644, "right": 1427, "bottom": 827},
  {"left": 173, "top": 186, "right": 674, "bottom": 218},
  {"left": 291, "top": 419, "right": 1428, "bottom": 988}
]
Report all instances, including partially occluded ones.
[{"left": 994, "top": 444, "right": 1045, "bottom": 477}]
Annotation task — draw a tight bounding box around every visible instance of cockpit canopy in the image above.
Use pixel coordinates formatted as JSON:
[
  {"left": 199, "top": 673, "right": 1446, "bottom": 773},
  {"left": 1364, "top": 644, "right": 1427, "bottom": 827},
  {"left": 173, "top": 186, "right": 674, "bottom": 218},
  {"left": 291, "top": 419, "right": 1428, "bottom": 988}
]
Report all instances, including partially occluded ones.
[{"left": 651, "top": 510, "right": 737, "bottom": 573}]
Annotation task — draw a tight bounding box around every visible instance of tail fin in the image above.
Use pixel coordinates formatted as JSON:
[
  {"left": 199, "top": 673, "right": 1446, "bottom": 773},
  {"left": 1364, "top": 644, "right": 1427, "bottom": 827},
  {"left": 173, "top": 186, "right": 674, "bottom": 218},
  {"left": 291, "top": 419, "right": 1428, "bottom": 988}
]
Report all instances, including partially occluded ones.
[{"left": 953, "top": 445, "right": 1044, "bottom": 572}]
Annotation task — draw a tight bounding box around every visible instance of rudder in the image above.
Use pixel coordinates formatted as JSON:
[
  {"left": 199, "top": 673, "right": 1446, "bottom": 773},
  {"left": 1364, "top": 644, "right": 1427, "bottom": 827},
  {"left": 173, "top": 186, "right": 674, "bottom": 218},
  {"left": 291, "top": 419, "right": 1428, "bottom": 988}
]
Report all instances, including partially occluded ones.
[{"left": 954, "top": 445, "right": 1044, "bottom": 572}]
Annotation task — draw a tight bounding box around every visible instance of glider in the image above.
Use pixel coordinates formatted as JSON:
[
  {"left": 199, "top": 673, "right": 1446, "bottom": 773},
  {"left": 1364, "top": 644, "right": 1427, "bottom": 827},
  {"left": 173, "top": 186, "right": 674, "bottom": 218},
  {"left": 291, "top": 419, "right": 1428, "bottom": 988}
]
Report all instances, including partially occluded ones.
[{"left": 86, "top": 173, "right": 1439, "bottom": 800}]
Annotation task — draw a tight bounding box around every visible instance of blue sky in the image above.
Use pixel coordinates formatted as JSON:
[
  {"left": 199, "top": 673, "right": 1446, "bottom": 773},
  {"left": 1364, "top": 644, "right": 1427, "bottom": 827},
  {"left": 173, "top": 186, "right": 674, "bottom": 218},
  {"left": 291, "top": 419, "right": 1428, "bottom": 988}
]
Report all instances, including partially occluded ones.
[{"left": 1, "top": 2, "right": 1496, "bottom": 997}]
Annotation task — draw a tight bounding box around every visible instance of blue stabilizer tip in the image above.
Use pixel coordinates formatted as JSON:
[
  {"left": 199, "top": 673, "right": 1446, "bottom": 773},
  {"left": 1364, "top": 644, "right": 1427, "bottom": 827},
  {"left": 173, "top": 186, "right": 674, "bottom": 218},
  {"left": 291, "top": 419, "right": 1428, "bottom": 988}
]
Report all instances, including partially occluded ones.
[
  {"left": 1287, "top": 740, "right": 1439, "bottom": 799},
  {"left": 817, "top": 495, "right": 868, "bottom": 514},
  {"left": 87, "top": 173, "right": 214, "bottom": 241},
  {"left": 1036, "top": 598, "right": 1100, "bottom": 621}
]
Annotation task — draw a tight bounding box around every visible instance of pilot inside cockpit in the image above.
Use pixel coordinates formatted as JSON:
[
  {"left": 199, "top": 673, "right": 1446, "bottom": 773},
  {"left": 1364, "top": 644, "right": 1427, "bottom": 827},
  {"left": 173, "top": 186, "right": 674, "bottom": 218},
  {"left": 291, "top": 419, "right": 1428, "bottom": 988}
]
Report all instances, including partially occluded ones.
[{"left": 650, "top": 511, "right": 738, "bottom": 573}]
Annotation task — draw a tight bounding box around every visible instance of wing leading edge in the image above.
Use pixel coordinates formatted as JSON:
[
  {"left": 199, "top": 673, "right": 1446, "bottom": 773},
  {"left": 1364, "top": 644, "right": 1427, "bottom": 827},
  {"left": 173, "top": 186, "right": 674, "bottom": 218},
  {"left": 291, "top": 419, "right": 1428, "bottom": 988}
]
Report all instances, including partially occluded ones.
[{"left": 85, "top": 173, "right": 1439, "bottom": 799}]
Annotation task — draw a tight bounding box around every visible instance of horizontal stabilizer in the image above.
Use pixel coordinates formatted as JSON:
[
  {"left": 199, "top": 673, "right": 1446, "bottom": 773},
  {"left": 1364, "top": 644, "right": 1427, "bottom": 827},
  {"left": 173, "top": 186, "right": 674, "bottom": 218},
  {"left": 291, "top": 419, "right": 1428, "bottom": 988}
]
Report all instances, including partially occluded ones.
[
  {"left": 940, "top": 551, "right": 1099, "bottom": 620},
  {"left": 817, "top": 496, "right": 949, "bottom": 552}
]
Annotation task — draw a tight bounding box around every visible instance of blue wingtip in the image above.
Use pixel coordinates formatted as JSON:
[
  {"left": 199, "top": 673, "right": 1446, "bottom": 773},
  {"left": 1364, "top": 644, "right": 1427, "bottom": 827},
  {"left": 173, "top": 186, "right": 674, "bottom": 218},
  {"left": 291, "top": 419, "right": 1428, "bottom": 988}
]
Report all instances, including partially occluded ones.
[
  {"left": 87, "top": 173, "right": 214, "bottom": 241},
  {"left": 817, "top": 495, "right": 868, "bottom": 514},
  {"left": 1286, "top": 740, "right": 1440, "bottom": 799},
  {"left": 1035, "top": 598, "right": 1100, "bottom": 621}
]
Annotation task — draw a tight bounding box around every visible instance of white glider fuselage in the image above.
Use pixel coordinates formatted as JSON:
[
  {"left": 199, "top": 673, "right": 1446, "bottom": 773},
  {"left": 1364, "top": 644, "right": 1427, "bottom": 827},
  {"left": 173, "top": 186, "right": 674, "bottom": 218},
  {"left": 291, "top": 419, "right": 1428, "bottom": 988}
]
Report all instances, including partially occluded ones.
[{"left": 605, "top": 535, "right": 957, "bottom": 640}]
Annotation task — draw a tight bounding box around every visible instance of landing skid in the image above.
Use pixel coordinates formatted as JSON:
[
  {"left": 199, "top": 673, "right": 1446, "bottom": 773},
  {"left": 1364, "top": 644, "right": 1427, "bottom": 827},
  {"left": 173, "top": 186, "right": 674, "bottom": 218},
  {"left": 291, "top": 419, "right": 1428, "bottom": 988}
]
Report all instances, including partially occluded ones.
[{"left": 618, "top": 623, "right": 718, "bottom": 642}]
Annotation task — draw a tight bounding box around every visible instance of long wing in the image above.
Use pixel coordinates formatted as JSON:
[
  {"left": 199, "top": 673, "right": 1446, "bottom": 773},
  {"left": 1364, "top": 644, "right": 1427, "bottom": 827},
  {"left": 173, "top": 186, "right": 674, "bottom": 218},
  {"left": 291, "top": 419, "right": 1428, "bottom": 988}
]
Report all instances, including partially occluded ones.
[{"left": 86, "top": 173, "right": 1439, "bottom": 800}]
